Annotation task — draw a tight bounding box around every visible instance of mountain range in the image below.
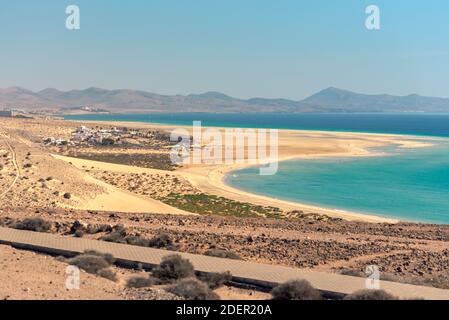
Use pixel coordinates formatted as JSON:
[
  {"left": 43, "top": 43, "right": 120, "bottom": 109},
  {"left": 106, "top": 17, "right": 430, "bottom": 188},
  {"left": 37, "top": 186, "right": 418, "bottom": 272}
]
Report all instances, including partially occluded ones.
[{"left": 1, "top": 86, "right": 449, "bottom": 113}]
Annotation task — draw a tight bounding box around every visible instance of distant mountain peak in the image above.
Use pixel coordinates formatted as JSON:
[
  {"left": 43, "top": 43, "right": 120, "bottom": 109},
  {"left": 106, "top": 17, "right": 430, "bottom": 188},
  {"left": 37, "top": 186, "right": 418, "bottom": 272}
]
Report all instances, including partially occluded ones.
[
  {"left": 0, "top": 86, "right": 34, "bottom": 94},
  {"left": 84, "top": 87, "right": 109, "bottom": 93},
  {"left": 38, "top": 88, "right": 61, "bottom": 94},
  {"left": 191, "top": 91, "right": 234, "bottom": 100},
  {"left": 317, "top": 87, "right": 354, "bottom": 95}
]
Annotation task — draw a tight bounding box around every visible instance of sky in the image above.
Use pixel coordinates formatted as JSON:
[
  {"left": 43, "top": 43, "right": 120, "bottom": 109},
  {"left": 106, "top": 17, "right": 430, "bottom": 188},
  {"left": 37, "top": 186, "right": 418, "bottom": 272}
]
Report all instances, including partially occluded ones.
[{"left": 0, "top": 0, "right": 449, "bottom": 99}]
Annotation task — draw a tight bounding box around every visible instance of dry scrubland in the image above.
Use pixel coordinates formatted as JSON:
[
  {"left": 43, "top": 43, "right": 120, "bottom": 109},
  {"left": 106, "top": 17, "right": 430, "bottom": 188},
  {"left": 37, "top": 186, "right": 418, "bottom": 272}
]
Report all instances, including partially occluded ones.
[{"left": 0, "top": 117, "right": 448, "bottom": 300}]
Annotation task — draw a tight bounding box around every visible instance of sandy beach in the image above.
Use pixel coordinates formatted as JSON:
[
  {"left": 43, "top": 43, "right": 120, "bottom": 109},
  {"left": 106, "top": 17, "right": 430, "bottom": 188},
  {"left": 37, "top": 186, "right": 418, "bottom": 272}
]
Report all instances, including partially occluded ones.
[{"left": 55, "top": 119, "right": 437, "bottom": 223}]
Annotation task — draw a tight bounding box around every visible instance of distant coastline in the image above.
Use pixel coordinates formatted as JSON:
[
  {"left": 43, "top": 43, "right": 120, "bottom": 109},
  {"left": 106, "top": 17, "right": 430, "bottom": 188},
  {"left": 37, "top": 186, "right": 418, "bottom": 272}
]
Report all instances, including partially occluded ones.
[
  {"left": 65, "top": 112, "right": 449, "bottom": 138},
  {"left": 62, "top": 114, "right": 445, "bottom": 223}
]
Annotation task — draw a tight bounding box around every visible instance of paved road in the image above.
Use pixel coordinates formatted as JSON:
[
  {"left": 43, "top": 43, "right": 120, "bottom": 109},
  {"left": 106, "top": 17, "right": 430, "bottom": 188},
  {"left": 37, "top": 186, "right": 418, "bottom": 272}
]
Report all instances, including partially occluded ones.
[{"left": 1, "top": 227, "right": 448, "bottom": 300}]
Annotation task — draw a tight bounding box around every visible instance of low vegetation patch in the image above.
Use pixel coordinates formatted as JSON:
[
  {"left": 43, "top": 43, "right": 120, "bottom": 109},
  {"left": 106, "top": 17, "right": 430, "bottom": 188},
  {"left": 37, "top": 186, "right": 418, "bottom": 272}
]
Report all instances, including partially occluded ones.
[
  {"left": 65, "top": 250, "right": 117, "bottom": 281},
  {"left": 126, "top": 235, "right": 150, "bottom": 247},
  {"left": 99, "top": 227, "right": 176, "bottom": 251},
  {"left": 198, "top": 271, "right": 233, "bottom": 290},
  {"left": 152, "top": 254, "right": 195, "bottom": 282},
  {"left": 271, "top": 280, "right": 322, "bottom": 300},
  {"left": 161, "top": 193, "right": 283, "bottom": 218},
  {"left": 65, "top": 152, "right": 178, "bottom": 171},
  {"left": 126, "top": 276, "right": 161, "bottom": 288},
  {"left": 167, "top": 278, "right": 219, "bottom": 300},
  {"left": 96, "top": 268, "right": 118, "bottom": 282},
  {"left": 344, "top": 289, "right": 398, "bottom": 300},
  {"left": 12, "top": 217, "right": 52, "bottom": 233},
  {"left": 100, "top": 225, "right": 127, "bottom": 243},
  {"left": 148, "top": 233, "right": 174, "bottom": 249}
]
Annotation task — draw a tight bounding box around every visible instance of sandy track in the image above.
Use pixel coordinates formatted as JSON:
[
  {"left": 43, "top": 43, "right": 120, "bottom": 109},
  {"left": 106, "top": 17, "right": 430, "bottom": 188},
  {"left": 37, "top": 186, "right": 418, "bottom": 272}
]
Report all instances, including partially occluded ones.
[{"left": 0, "top": 137, "right": 20, "bottom": 199}]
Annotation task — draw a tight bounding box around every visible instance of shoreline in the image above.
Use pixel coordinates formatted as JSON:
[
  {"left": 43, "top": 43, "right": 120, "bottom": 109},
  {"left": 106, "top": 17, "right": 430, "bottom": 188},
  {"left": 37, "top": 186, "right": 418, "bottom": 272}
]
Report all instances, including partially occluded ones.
[
  {"left": 63, "top": 118, "right": 441, "bottom": 224},
  {"left": 179, "top": 154, "right": 401, "bottom": 224}
]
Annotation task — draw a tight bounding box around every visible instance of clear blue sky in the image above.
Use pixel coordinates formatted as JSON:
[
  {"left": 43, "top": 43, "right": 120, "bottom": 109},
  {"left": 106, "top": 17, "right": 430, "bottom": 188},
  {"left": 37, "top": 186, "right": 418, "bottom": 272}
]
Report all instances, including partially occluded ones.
[{"left": 1, "top": 0, "right": 448, "bottom": 99}]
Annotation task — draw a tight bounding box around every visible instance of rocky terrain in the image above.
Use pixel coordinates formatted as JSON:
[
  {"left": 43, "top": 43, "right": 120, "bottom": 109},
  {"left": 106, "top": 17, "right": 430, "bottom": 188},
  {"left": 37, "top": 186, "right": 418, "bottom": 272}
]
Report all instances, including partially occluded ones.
[
  {"left": 0, "top": 243, "right": 264, "bottom": 300},
  {"left": 1, "top": 207, "right": 448, "bottom": 290}
]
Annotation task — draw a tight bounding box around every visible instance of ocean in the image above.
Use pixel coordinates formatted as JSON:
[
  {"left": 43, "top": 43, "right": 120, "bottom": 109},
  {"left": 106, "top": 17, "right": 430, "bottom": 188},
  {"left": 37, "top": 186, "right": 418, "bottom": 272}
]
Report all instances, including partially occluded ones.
[
  {"left": 65, "top": 113, "right": 449, "bottom": 223},
  {"left": 65, "top": 112, "right": 449, "bottom": 137}
]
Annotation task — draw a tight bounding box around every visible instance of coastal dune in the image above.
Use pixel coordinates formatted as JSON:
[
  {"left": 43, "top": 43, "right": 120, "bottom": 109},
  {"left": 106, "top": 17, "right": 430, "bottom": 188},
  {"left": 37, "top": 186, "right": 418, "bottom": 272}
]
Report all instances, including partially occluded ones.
[{"left": 52, "top": 154, "right": 192, "bottom": 215}]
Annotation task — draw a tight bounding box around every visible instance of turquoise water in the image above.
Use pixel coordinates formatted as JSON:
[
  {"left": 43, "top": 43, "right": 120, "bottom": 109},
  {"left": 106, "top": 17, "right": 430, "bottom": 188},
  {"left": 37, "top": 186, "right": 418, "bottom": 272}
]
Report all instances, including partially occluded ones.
[
  {"left": 226, "top": 143, "right": 449, "bottom": 224},
  {"left": 65, "top": 113, "right": 449, "bottom": 223}
]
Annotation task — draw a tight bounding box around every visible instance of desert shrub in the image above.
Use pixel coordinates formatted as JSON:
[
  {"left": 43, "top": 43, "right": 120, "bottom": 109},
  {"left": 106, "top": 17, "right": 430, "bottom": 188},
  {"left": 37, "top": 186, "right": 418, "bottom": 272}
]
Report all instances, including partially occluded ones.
[
  {"left": 167, "top": 278, "right": 219, "bottom": 300},
  {"left": 126, "top": 276, "right": 161, "bottom": 288},
  {"left": 100, "top": 230, "right": 126, "bottom": 243},
  {"left": 198, "top": 271, "right": 232, "bottom": 290},
  {"left": 86, "top": 224, "right": 112, "bottom": 234},
  {"left": 96, "top": 268, "right": 118, "bottom": 282},
  {"left": 84, "top": 250, "right": 115, "bottom": 264},
  {"left": 126, "top": 236, "right": 150, "bottom": 247},
  {"left": 148, "top": 233, "right": 173, "bottom": 248},
  {"left": 74, "top": 230, "right": 84, "bottom": 238},
  {"left": 70, "top": 220, "right": 88, "bottom": 234},
  {"left": 63, "top": 193, "right": 72, "bottom": 199},
  {"left": 344, "top": 289, "right": 397, "bottom": 300},
  {"left": 100, "top": 226, "right": 153, "bottom": 246},
  {"left": 66, "top": 251, "right": 114, "bottom": 274},
  {"left": 152, "top": 254, "right": 195, "bottom": 281},
  {"left": 0, "top": 217, "right": 15, "bottom": 227},
  {"left": 55, "top": 256, "right": 67, "bottom": 262},
  {"left": 271, "top": 280, "right": 322, "bottom": 300},
  {"left": 112, "top": 224, "right": 127, "bottom": 234},
  {"left": 12, "top": 217, "right": 52, "bottom": 233},
  {"left": 204, "top": 248, "right": 242, "bottom": 260}
]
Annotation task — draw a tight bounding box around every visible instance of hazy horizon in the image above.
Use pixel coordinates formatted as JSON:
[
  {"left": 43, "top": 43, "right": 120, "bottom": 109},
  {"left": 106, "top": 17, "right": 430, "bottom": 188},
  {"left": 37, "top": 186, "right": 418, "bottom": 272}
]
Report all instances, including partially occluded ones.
[{"left": 2, "top": 85, "right": 449, "bottom": 101}]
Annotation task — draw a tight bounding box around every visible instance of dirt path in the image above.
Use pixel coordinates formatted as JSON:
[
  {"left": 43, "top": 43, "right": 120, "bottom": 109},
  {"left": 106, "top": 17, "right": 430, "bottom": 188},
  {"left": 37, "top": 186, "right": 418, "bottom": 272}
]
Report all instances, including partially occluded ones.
[{"left": 0, "top": 136, "right": 20, "bottom": 199}]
